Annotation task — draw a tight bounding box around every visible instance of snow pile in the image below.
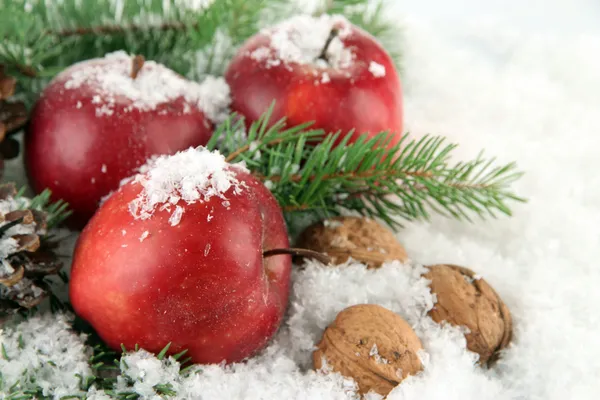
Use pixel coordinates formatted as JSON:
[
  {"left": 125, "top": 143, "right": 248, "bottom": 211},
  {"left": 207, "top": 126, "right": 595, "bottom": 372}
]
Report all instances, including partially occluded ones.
[
  {"left": 3, "top": 4, "right": 600, "bottom": 399},
  {"left": 101, "top": 346, "right": 359, "bottom": 400},
  {"left": 250, "top": 15, "right": 354, "bottom": 69},
  {"left": 128, "top": 147, "right": 248, "bottom": 224},
  {"left": 396, "top": 15, "right": 600, "bottom": 400},
  {"left": 5, "top": 260, "right": 511, "bottom": 399},
  {"left": 63, "top": 51, "right": 231, "bottom": 122},
  {"left": 0, "top": 314, "right": 92, "bottom": 398}
]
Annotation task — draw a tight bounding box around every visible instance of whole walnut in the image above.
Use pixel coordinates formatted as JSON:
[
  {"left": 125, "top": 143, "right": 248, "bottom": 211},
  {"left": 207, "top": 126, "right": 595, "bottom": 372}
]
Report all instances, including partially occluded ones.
[
  {"left": 424, "top": 264, "right": 512, "bottom": 365},
  {"left": 313, "top": 304, "right": 423, "bottom": 396},
  {"left": 296, "top": 216, "right": 408, "bottom": 268}
]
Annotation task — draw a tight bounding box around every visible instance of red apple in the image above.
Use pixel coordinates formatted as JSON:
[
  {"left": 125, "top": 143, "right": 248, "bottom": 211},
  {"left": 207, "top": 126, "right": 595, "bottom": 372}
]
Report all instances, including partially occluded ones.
[
  {"left": 225, "top": 15, "right": 403, "bottom": 148},
  {"left": 69, "top": 147, "right": 292, "bottom": 364},
  {"left": 25, "top": 51, "right": 230, "bottom": 229}
]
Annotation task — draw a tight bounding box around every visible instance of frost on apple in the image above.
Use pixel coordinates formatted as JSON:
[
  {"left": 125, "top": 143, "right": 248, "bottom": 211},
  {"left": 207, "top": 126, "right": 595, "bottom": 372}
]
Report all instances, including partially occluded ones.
[
  {"left": 62, "top": 51, "right": 231, "bottom": 123},
  {"left": 249, "top": 15, "right": 355, "bottom": 71},
  {"left": 368, "top": 61, "right": 386, "bottom": 78},
  {"left": 139, "top": 231, "right": 150, "bottom": 242},
  {"left": 128, "top": 147, "right": 248, "bottom": 224}
]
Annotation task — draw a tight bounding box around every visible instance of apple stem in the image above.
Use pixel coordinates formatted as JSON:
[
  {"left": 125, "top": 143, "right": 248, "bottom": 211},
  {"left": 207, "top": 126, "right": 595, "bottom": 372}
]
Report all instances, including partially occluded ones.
[
  {"left": 317, "top": 28, "right": 339, "bottom": 63},
  {"left": 130, "top": 55, "right": 145, "bottom": 79},
  {"left": 263, "top": 247, "right": 331, "bottom": 265}
]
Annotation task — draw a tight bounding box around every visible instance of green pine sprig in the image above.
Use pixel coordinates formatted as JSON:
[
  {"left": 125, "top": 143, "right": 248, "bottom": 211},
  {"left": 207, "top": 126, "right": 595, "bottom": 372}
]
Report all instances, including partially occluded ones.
[
  {"left": 208, "top": 110, "right": 525, "bottom": 228},
  {"left": 0, "top": 0, "right": 398, "bottom": 106}
]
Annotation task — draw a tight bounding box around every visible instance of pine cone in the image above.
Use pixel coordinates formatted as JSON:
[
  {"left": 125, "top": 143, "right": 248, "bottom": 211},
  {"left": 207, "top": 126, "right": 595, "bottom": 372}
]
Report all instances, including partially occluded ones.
[
  {"left": 0, "top": 65, "right": 27, "bottom": 167},
  {"left": 0, "top": 183, "right": 62, "bottom": 315}
]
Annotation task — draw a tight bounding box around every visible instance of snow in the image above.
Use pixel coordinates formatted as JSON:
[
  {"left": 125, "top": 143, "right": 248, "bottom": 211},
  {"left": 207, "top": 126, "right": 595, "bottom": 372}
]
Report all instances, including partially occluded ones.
[
  {"left": 3, "top": 2, "right": 600, "bottom": 399},
  {"left": 128, "top": 147, "right": 248, "bottom": 224},
  {"left": 168, "top": 205, "right": 184, "bottom": 226},
  {"left": 251, "top": 15, "right": 354, "bottom": 69},
  {"left": 369, "top": 344, "right": 389, "bottom": 365},
  {"left": 0, "top": 237, "right": 19, "bottom": 259},
  {"left": 139, "top": 230, "right": 149, "bottom": 242},
  {"left": 323, "top": 219, "right": 344, "bottom": 229},
  {"left": 368, "top": 61, "right": 386, "bottom": 77},
  {"left": 62, "top": 51, "right": 231, "bottom": 123},
  {"left": 0, "top": 313, "right": 92, "bottom": 398}
]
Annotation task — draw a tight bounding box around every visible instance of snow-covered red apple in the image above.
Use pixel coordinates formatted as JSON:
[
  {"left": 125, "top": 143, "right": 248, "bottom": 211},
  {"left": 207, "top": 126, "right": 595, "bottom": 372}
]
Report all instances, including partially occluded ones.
[
  {"left": 25, "top": 52, "right": 230, "bottom": 229},
  {"left": 225, "top": 15, "right": 403, "bottom": 147},
  {"left": 69, "top": 147, "right": 291, "bottom": 364}
]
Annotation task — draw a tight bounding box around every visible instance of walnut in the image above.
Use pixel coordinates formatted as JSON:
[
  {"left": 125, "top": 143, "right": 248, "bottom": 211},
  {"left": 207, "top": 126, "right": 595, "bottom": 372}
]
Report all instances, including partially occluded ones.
[
  {"left": 296, "top": 216, "right": 408, "bottom": 268},
  {"left": 313, "top": 304, "right": 423, "bottom": 396},
  {"left": 424, "top": 264, "right": 512, "bottom": 366}
]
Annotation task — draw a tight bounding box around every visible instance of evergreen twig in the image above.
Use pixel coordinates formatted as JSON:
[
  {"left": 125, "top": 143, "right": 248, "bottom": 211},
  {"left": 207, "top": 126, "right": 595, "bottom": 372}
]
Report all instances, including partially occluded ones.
[
  {"left": 209, "top": 112, "right": 525, "bottom": 228},
  {"left": 0, "top": 0, "right": 399, "bottom": 106}
]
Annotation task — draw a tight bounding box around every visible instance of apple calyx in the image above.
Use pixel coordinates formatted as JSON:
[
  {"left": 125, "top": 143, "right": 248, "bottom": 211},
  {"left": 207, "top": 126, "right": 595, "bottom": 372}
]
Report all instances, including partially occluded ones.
[
  {"left": 130, "top": 55, "right": 145, "bottom": 79},
  {"left": 263, "top": 247, "right": 331, "bottom": 265}
]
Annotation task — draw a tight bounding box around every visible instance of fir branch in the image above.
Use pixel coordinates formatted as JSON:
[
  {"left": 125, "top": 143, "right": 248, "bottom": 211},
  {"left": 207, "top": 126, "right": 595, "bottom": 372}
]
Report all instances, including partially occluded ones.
[
  {"left": 0, "top": 0, "right": 402, "bottom": 105},
  {"left": 55, "top": 21, "right": 194, "bottom": 38},
  {"left": 213, "top": 115, "right": 525, "bottom": 228}
]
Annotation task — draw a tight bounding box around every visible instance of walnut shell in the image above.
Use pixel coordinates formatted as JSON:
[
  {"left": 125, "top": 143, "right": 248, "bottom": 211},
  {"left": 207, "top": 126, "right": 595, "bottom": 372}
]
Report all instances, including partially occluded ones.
[
  {"left": 424, "top": 264, "right": 512, "bottom": 365},
  {"left": 296, "top": 216, "right": 408, "bottom": 268},
  {"left": 313, "top": 304, "right": 423, "bottom": 396}
]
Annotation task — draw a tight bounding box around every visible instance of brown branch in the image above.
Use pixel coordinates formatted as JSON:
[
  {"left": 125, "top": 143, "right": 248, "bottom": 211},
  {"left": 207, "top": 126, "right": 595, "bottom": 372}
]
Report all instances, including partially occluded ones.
[
  {"left": 271, "top": 174, "right": 495, "bottom": 214},
  {"left": 266, "top": 169, "right": 434, "bottom": 184},
  {"left": 55, "top": 21, "right": 195, "bottom": 37},
  {"left": 225, "top": 138, "right": 285, "bottom": 163},
  {"left": 282, "top": 204, "right": 311, "bottom": 212},
  {"left": 14, "top": 64, "right": 38, "bottom": 78},
  {"left": 3, "top": 20, "right": 196, "bottom": 79}
]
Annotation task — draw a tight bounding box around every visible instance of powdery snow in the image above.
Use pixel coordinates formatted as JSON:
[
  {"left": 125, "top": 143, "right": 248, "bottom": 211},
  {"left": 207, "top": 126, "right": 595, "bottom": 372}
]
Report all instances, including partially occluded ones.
[
  {"left": 63, "top": 51, "right": 231, "bottom": 123},
  {"left": 368, "top": 61, "right": 386, "bottom": 77},
  {"left": 250, "top": 14, "right": 354, "bottom": 69},
  {"left": 2, "top": 5, "right": 600, "bottom": 400},
  {"left": 139, "top": 230, "right": 150, "bottom": 242},
  {"left": 128, "top": 147, "right": 248, "bottom": 224},
  {"left": 0, "top": 314, "right": 93, "bottom": 398}
]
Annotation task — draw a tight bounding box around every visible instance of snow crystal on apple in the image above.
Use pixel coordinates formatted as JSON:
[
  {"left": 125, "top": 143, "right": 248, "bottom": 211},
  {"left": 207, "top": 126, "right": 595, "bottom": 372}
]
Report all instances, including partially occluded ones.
[
  {"left": 128, "top": 147, "right": 248, "bottom": 224},
  {"left": 368, "top": 61, "right": 386, "bottom": 78},
  {"left": 139, "top": 231, "right": 149, "bottom": 242},
  {"left": 169, "top": 205, "right": 184, "bottom": 226},
  {"left": 251, "top": 15, "right": 355, "bottom": 70},
  {"left": 63, "top": 51, "right": 231, "bottom": 123}
]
